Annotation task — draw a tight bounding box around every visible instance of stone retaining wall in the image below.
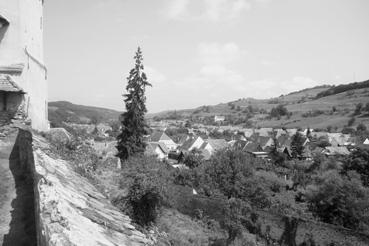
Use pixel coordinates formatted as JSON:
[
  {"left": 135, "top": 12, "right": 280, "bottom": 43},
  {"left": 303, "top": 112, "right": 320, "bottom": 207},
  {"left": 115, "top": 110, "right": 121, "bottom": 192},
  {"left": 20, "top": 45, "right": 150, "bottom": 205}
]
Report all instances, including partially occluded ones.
[{"left": 15, "top": 129, "right": 151, "bottom": 246}]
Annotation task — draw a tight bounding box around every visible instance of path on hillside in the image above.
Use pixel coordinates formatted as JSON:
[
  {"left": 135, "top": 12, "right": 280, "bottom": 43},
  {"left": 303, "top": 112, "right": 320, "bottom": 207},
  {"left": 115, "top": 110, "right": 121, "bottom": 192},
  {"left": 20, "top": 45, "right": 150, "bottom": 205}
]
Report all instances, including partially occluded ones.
[{"left": 0, "top": 128, "right": 36, "bottom": 246}]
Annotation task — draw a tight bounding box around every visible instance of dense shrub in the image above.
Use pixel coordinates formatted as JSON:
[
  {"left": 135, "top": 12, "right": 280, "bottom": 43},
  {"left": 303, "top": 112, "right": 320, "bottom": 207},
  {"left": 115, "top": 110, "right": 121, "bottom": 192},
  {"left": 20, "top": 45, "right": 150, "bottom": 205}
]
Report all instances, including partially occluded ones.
[
  {"left": 354, "top": 103, "right": 363, "bottom": 115},
  {"left": 291, "top": 132, "right": 305, "bottom": 158},
  {"left": 306, "top": 170, "right": 369, "bottom": 230},
  {"left": 348, "top": 117, "right": 356, "bottom": 126},
  {"left": 196, "top": 149, "right": 270, "bottom": 208},
  {"left": 183, "top": 149, "right": 204, "bottom": 169},
  {"left": 316, "top": 80, "right": 369, "bottom": 98},
  {"left": 301, "top": 110, "right": 325, "bottom": 118},
  {"left": 341, "top": 127, "right": 355, "bottom": 134},
  {"left": 270, "top": 104, "right": 289, "bottom": 118},
  {"left": 357, "top": 123, "right": 367, "bottom": 132},
  {"left": 127, "top": 174, "right": 163, "bottom": 226},
  {"left": 342, "top": 148, "right": 369, "bottom": 186}
]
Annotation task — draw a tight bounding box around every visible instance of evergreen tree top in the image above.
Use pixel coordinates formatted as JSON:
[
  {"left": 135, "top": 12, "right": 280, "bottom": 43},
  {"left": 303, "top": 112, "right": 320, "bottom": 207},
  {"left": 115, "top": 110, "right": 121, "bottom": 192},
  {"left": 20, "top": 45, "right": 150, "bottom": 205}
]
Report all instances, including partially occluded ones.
[{"left": 116, "top": 47, "right": 152, "bottom": 161}]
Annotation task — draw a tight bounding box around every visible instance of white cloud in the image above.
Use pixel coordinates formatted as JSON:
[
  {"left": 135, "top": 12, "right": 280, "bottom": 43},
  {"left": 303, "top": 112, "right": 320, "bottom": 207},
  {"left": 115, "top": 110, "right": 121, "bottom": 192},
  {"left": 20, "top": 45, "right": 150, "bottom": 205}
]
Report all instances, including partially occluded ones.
[
  {"left": 144, "top": 66, "right": 167, "bottom": 84},
  {"left": 245, "top": 77, "right": 320, "bottom": 98},
  {"left": 166, "top": 0, "right": 252, "bottom": 22},
  {"left": 202, "top": 0, "right": 251, "bottom": 21},
  {"left": 198, "top": 42, "right": 242, "bottom": 65},
  {"left": 175, "top": 42, "right": 245, "bottom": 100},
  {"left": 167, "top": 0, "right": 189, "bottom": 19}
]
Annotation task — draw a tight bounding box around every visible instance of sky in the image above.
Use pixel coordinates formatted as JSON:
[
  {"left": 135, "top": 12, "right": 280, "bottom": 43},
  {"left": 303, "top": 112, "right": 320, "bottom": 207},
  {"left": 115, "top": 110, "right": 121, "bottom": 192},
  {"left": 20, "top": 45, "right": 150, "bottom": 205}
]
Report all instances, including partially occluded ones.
[{"left": 44, "top": 0, "right": 369, "bottom": 113}]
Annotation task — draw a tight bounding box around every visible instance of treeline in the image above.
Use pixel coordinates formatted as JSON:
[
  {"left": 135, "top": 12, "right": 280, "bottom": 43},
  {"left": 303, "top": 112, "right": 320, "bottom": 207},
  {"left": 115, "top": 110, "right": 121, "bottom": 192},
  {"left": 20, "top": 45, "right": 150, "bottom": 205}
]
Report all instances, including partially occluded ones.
[
  {"left": 112, "top": 146, "right": 369, "bottom": 245},
  {"left": 316, "top": 79, "right": 369, "bottom": 98}
]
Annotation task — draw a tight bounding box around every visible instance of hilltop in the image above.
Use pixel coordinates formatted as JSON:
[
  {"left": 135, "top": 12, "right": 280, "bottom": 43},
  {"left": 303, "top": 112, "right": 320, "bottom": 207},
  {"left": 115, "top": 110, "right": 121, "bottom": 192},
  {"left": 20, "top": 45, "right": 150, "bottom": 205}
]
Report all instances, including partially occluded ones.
[
  {"left": 48, "top": 101, "right": 121, "bottom": 127},
  {"left": 48, "top": 80, "right": 369, "bottom": 130},
  {"left": 149, "top": 80, "right": 369, "bottom": 130}
]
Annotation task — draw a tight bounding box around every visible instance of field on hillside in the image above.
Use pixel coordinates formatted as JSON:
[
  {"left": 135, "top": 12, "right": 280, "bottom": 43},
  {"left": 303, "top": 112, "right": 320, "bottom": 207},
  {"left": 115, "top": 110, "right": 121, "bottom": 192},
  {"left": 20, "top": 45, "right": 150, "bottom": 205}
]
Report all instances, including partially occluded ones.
[
  {"left": 48, "top": 101, "right": 121, "bottom": 127},
  {"left": 149, "top": 83, "right": 369, "bottom": 130}
]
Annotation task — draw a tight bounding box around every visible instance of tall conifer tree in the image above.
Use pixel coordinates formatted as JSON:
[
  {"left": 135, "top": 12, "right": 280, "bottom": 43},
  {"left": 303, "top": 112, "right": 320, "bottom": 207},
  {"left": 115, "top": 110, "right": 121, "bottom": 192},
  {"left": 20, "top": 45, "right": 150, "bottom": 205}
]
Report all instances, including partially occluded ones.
[{"left": 116, "top": 47, "right": 151, "bottom": 160}]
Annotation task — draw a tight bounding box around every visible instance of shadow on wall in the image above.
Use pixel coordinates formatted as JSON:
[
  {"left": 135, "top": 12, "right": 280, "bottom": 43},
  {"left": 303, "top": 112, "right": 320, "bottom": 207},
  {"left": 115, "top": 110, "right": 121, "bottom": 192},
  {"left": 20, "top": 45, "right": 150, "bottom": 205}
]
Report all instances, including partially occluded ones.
[
  {"left": 2, "top": 131, "right": 37, "bottom": 246},
  {"left": 0, "top": 24, "right": 9, "bottom": 43}
]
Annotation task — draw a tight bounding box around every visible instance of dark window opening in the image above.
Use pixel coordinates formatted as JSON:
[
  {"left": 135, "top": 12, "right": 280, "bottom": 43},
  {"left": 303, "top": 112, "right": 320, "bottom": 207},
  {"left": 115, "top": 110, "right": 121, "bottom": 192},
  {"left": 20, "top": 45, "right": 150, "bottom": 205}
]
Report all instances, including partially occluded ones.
[{"left": 0, "top": 15, "right": 9, "bottom": 29}]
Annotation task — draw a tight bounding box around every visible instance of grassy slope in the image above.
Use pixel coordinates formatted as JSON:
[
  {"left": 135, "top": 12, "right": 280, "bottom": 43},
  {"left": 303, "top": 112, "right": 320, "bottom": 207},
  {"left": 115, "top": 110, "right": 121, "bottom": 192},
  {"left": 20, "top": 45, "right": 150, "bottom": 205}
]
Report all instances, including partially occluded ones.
[
  {"left": 49, "top": 81, "right": 369, "bottom": 130},
  {"left": 149, "top": 85, "right": 369, "bottom": 129},
  {"left": 48, "top": 101, "right": 121, "bottom": 125}
]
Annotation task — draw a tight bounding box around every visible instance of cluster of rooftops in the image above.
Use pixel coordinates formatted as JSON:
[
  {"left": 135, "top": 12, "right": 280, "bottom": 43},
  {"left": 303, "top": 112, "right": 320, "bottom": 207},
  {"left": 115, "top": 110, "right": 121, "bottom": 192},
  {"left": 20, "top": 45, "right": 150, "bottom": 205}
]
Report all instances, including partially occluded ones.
[{"left": 144, "top": 127, "right": 369, "bottom": 162}]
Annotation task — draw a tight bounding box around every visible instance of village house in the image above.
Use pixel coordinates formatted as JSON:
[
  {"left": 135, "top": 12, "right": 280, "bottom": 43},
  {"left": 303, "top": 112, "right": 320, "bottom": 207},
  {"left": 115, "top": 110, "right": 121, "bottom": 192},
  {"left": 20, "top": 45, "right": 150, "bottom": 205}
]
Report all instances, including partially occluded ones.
[
  {"left": 249, "top": 133, "right": 274, "bottom": 150},
  {"left": 323, "top": 146, "right": 350, "bottom": 156},
  {"left": 327, "top": 133, "right": 353, "bottom": 146},
  {"left": 241, "top": 129, "right": 254, "bottom": 138},
  {"left": 145, "top": 142, "right": 169, "bottom": 160},
  {"left": 0, "top": 0, "right": 48, "bottom": 130},
  {"left": 364, "top": 138, "right": 369, "bottom": 145},
  {"left": 286, "top": 129, "right": 298, "bottom": 137},
  {"left": 199, "top": 138, "right": 228, "bottom": 155},
  {"left": 149, "top": 131, "right": 178, "bottom": 150},
  {"left": 94, "top": 123, "right": 113, "bottom": 137},
  {"left": 214, "top": 115, "right": 225, "bottom": 123},
  {"left": 254, "top": 128, "right": 273, "bottom": 137},
  {"left": 179, "top": 135, "right": 205, "bottom": 152}
]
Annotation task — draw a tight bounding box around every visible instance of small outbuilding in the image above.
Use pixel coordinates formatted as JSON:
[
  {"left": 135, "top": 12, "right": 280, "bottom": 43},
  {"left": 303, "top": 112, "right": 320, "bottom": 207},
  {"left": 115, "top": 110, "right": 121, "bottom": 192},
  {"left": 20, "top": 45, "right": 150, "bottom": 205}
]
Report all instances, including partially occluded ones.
[{"left": 0, "top": 74, "right": 25, "bottom": 125}]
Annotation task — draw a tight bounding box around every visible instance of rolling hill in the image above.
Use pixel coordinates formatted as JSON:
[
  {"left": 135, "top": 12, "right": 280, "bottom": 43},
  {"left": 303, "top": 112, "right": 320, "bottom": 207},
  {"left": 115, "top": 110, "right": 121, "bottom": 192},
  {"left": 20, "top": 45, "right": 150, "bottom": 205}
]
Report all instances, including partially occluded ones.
[
  {"left": 149, "top": 80, "right": 369, "bottom": 130},
  {"left": 49, "top": 80, "right": 369, "bottom": 130},
  {"left": 48, "top": 101, "right": 121, "bottom": 127}
]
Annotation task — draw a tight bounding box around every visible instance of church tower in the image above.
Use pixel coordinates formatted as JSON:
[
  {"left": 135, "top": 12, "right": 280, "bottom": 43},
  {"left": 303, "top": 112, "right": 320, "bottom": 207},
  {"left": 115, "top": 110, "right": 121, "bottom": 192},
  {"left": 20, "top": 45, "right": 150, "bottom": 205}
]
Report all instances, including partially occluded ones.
[{"left": 0, "top": 0, "right": 48, "bottom": 130}]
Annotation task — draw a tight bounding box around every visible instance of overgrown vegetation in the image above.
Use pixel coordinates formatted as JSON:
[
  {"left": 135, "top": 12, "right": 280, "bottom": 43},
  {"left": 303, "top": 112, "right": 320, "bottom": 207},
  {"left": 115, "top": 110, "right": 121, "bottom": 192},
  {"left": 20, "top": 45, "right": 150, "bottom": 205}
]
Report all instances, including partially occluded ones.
[{"left": 316, "top": 79, "right": 369, "bottom": 98}]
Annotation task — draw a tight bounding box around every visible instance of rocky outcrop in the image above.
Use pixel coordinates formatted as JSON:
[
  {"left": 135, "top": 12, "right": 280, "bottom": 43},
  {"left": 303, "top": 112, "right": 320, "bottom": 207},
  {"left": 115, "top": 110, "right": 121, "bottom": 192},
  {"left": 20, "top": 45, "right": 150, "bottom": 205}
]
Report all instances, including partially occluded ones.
[{"left": 16, "top": 129, "right": 151, "bottom": 246}]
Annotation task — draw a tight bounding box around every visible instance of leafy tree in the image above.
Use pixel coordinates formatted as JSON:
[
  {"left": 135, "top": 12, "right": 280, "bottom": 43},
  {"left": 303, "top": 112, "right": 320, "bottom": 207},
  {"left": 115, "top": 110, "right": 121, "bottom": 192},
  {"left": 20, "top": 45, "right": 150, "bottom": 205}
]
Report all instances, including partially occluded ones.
[
  {"left": 270, "top": 104, "right": 289, "bottom": 118},
  {"left": 354, "top": 103, "right": 363, "bottom": 115},
  {"left": 270, "top": 136, "right": 285, "bottom": 166},
  {"left": 116, "top": 47, "right": 152, "bottom": 161},
  {"left": 183, "top": 148, "right": 204, "bottom": 169},
  {"left": 127, "top": 173, "right": 162, "bottom": 226},
  {"left": 291, "top": 132, "right": 305, "bottom": 158},
  {"left": 365, "top": 102, "right": 369, "bottom": 112},
  {"left": 342, "top": 127, "right": 355, "bottom": 134},
  {"left": 197, "top": 149, "right": 270, "bottom": 208},
  {"left": 348, "top": 117, "right": 356, "bottom": 127},
  {"left": 326, "top": 125, "right": 332, "bottom": 133},
  {"left": 357, "top": 123, "right": 367, "bottom": 132},
  {"left": 316, "top": 136, "right": 331, "bottom": 148},
  {"left": 342, "top": 148, "right": 369, "bottom": 186},
  {"left": 306, "top": 170, "right": 369, "bottom": 230}
]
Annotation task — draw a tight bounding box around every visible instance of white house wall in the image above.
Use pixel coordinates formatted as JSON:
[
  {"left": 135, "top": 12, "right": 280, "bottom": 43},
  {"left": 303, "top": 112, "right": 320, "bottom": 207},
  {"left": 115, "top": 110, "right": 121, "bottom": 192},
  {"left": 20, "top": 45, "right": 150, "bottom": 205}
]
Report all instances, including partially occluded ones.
[
  {"left": 0, "top": 0, "right": 48, "bottom": 130},
  {"left": 159, "top": 139, "right": 177, "bottom": 150},
  {"left": 155, "top": 147, "right": 166, "bottom": 159},
  {"left": 190, "top": 137, "right": 204, "bottom": 151}
]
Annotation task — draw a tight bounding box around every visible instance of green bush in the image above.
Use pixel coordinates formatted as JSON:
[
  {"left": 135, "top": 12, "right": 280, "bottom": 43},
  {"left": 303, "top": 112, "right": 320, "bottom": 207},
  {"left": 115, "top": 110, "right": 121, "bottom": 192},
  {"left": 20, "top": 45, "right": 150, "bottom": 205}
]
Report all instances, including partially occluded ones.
[
  {"left": 127, "top": 174, "right": 163, "bottom": 226},
  {"left": 306, "top": 170, "right": 369, "bottom": 230}
]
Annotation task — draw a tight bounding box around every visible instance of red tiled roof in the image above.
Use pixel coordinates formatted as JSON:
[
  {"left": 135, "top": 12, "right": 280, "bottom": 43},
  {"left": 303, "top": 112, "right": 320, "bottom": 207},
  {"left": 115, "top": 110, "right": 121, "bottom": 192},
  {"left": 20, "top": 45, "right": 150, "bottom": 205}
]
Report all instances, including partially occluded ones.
[
  {"left": 206, "top": 139, "right": 228, "bottom": 150},
  {"left": 0, "top": 75, "right": 24, "bottom": 92},
  {"left": 150, "top": 131, "right": 173, "bottom": 142}
]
